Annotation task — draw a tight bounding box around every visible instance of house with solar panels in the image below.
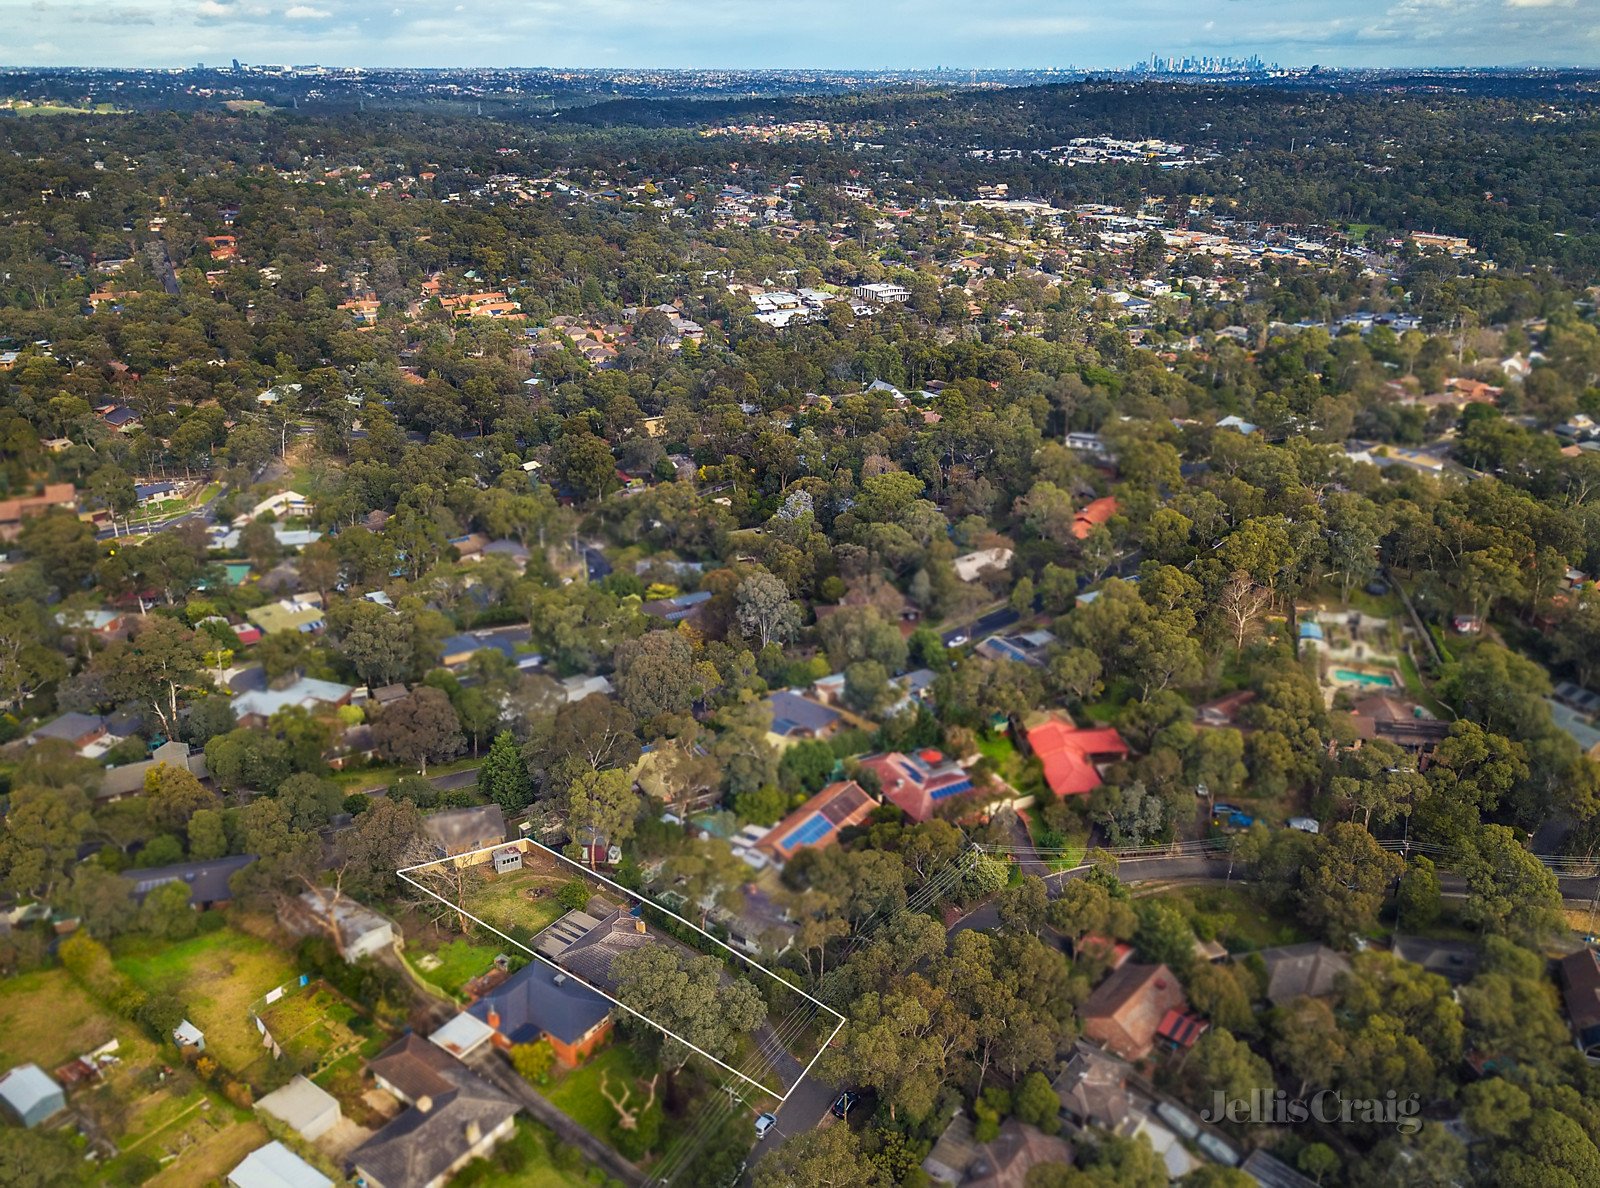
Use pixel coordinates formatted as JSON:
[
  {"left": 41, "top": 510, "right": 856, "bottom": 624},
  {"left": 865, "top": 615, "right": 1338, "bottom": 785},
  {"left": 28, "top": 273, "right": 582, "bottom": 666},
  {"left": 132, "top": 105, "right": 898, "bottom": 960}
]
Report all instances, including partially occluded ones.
[
  {"left": 857, "top": 750, "right": 975, "bottom": 822},
  {"left": 764, "top": 689, "right": 845, "bottom": 746},
  {"left": 757, "top": 780, "right": 877, "bottom": 865}
]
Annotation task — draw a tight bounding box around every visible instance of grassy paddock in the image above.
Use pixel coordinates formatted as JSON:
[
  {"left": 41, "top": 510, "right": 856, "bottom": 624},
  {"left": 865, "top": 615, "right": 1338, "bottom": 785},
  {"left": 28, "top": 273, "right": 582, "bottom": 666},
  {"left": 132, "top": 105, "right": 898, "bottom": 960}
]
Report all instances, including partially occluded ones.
[{"left": 115, "top": 925, "right": 299, "bottom": 1078}]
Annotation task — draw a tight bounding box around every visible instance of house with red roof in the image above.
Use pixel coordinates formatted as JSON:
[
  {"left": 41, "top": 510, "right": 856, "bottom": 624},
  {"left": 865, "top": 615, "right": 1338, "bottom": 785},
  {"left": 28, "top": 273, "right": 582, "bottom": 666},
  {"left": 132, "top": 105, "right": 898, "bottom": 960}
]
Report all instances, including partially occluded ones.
[
  {"left": 758, "top": 780, "right": 877, "bottom": 864},
  {"left": 1024, "top": 712, "right": 1131, "bottom": 798},
  {"left": 1071, "top": 496, "right": 1118, "bottom": 541},
  {"left": 1080, "top": 963, "right": 1190, "bottom": 1061},
  {"left": 857, "top": 750, "right": 974, "bottom": 822}
]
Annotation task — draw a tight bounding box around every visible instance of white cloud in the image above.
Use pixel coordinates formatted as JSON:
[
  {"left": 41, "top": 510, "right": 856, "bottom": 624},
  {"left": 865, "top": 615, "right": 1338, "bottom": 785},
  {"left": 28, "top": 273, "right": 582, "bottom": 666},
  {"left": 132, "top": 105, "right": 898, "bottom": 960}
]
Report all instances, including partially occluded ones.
[
  {"left": 1504, "top": 0, "right": 1574, "bottom": 6},
  {"left": 196, "top": 0, "right": 229, "bottom": 14},
  {"left": 284, "top": 3, "right": 330, "bottom": 16}
]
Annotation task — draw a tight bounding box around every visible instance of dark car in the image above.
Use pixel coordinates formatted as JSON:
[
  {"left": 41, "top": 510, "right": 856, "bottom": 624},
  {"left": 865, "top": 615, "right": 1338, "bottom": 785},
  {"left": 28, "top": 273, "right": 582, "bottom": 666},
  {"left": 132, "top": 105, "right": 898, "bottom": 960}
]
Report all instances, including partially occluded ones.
[{"left": 831, "top": 1090, "right": 860, "bottom": 1121}]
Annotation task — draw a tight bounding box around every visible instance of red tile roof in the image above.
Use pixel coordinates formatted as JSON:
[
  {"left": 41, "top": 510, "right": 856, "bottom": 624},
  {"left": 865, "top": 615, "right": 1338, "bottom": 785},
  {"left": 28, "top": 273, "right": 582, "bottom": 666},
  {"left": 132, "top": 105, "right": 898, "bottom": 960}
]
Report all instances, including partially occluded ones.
[
  {"left": 1026, "top": 715, "right": 1131, "bottom": 798},
  {"left": 1071, "top": 497, "right": 1118, "bottom": 541}
]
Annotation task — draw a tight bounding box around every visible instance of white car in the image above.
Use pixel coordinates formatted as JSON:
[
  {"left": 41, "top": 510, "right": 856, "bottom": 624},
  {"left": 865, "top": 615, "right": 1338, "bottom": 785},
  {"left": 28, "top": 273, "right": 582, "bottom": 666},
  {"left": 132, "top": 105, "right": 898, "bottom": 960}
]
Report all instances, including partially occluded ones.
[
  {"left": 1287, "top": 817, "right": 1321, "bottom": 835},
  {"left": 947, "top": 633, "right": 968, "bottom": 647},
  {"left": 755, "top": 1112, "right": 778, "bottom": 1140}
]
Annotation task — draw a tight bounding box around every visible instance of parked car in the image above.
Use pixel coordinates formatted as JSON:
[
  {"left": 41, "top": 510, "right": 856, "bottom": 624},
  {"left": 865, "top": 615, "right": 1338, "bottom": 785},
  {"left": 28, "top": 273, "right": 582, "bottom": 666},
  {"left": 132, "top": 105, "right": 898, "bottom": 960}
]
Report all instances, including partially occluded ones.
[
  {"left": 755, "top": 1112, "right": 778, "bottom": 1140},
  {"left": 1287, "top": 817, "right": 1321, "bottom": 834},
  {"left": 831, "top": 1091, "right": 860, "bottom": 1121},
  {"left": 947, "top": 633, "right": 968, "bottom": 646}
]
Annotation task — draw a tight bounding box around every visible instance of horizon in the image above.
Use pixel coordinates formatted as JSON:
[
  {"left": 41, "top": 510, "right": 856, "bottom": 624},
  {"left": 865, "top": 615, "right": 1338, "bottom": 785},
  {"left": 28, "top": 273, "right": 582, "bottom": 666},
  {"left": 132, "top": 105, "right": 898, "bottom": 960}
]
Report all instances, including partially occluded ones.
[{"left": 4, "top": 0, "right": 1599, "bottom": 73}]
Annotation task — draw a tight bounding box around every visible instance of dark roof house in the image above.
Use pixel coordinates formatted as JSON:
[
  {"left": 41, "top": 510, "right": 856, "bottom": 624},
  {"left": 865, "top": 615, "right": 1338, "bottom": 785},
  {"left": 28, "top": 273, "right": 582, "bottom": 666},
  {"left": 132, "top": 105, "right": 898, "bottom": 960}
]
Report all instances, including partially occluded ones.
[
  {"left": 353, "top": 1035, "right": 519, "bottom": 1188},
  {"left": 1559, "top": 948, "right": 1600, "bottom": 1061},
  {"left": 467, "top": 960, "right": 611, "bottom": 1049},
  {"left": 122, "top": 854, "right": 257, "bottom": 907},
  {"left": 1253, "top": 943, "right": 1353, "bottom": 1006}
]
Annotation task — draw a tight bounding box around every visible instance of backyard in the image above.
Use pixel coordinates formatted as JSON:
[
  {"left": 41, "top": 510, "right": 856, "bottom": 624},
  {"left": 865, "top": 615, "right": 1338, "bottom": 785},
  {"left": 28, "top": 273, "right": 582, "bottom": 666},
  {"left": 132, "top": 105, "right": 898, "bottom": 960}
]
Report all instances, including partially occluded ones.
[
  {"left": 404, "top": 935, "right": 508, "bottom": 998},
  {"left": 457, "top": 863, "right": 577, "bottom": 951},
  {"left": 0, "top": 965, "right": 267, "bottom": 1185},
  {"left": 253, "top": 982, "right": 394, "bottom": 1080},
  {"left": 114, "top": 923, "right": 300, "bottom": 1082}
]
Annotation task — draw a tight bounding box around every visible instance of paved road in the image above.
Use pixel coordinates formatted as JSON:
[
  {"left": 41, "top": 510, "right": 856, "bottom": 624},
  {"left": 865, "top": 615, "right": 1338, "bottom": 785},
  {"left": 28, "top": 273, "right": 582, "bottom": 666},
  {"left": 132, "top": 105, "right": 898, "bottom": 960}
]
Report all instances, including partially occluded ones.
[{"left": 942, "top": 606, "right": 1020, "bottom": 646}]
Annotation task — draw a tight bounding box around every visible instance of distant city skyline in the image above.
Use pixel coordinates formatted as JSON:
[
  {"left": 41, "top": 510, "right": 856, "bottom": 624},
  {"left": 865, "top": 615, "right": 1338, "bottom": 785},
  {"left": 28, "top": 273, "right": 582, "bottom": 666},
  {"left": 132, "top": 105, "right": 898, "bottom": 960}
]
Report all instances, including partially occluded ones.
[{"left": 3, "top": 0, "right": 1599, "bottom": 71}]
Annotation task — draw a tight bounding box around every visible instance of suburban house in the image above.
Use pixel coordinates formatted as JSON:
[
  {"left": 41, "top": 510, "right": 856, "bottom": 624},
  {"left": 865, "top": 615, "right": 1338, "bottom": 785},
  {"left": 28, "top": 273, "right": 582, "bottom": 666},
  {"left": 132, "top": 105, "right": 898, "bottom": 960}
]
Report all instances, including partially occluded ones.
[
  {"left": 1253, "top": 943, "right": 1353, "bottom": 1007},
  {"left": 0, "top": 1064, "right": 66, "bottom": 1128},
  {"left": 1346, "top": 693, "right": 1450, "bottom": 754},
  {"left": 290, "top": 890, "right": 399, "bottom": 962},
  {"left": 1079, "top": 963, "right": 1190, "bottom": 1061},
  {"left": 758, "top": 779, "right": 877, "bottom": 864},
  {"left": 857, "top": 750, "right": 974, "bottom": 822},
  {"left": 230, "top": 675, "right": 355, "bottom": 727},
  {"left": 246, "top": 596, "right": 327, "bottom": 636},
  {"left": 465, "top": 959, "right": 614, "bottom": 1067},
  {"left": 100, "top": 743, "right": 210, "bottom": 802},
  {"left": 533, "top": 899, "right": 664, "bottom": 994},
  {"left": 0, "top": 482, "right": 78, "bottom": 540},
  {"left": 235, "top": 490, "right": 315, "bottom": 524},
  {"left": 975, "top": 628, "right": 1058, "bottom": 668},
  {"left": 228, "top": 1141, "right": 331, "bottom": 1188},
  {"left": 255, "top": 1075, "right": 342, "bottom": 1141},
  {"left": 1053, "top": 1044, "right": 1137, "bottom": 1132},
  {"left": 640, "top": 589, "right": 713, "bottom": 623},
  {"left": 1559, "top": 947, "right": 1600, "bottom": 1062},
  {"left": 54, "top": 607, "right": 129, "bottom": 639},
  {"left": 952, "top": 547, "right": 1014, "bottom": 583},
  {"left": 1022, "top": 713, "right": 1132, "bottom": 798},
  {"left": 353, "top": 1035, "right": 519, "bottom": 1188},
  {"left": 922, "top": 1114, "right": 1073, "bottom": 1187},
  {"left": 121, "top": 854, "right": 257, "bottom": 909},
  {"left": 764, "top": 689, "right": 844, "bottom": 745},
  {"left": 27, "top": 711, "right": 110, "bottom": 751},
  {"left": 1071, "top": 496, "right": 1119, "bottom": 540},
  {"left": 438, "top": 625, "right": 535, "bottom": 670},
  {"left": 423, "top": 805, "right": 507, "bottom": 859}
]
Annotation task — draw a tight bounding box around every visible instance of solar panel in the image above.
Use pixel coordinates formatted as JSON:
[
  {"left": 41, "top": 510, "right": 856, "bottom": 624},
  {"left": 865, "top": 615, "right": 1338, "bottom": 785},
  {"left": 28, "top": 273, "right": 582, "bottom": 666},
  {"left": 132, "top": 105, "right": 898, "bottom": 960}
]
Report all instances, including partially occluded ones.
[
  {"left": 929, "top": 779, "right": 973, "bottom": 801},
  {"left": 783, "top": 813, "right": 834, "bottom": 849}
]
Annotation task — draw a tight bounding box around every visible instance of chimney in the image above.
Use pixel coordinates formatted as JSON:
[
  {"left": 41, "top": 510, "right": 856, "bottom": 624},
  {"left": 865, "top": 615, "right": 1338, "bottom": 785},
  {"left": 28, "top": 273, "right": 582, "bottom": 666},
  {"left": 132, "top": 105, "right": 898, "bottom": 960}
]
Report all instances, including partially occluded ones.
[
  {"left": 634, "top": 918, "right": 646, "bottom": 934},
  {"left": 465, "top": 1119, "right": 482, "bottom": 1146},
  {"left": 416, "top": 1095, "right": 433, "bottom": 1114},
  {"left": 487, "top": 1007, "right": 500, "bottom": 1033}
]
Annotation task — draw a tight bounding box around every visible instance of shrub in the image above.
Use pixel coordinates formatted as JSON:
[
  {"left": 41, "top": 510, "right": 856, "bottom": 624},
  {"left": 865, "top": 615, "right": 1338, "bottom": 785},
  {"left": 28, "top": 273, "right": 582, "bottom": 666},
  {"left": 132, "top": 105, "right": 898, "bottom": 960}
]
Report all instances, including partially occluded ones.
[{"left": 558, "top": 879, "right": 592, "bottom": 911}]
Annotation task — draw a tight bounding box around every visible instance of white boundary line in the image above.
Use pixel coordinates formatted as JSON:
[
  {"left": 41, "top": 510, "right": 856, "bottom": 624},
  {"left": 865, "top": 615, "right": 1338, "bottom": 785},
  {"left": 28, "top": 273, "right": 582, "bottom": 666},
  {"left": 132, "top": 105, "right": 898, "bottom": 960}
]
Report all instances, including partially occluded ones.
[{"left": 397, "top": 838, "right": 845, "bottom": 1102}]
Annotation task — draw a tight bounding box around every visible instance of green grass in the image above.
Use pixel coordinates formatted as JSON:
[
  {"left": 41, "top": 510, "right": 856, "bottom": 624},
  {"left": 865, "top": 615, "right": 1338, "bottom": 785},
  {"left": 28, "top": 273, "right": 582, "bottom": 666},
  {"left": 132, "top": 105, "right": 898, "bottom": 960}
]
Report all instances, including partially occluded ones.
[
  {"left": 542, "top": 1043, "right": 662, "bottom": 1150},
  {"left": 333, "top": 755, "right": 481, "bottom": 789},
  {"left": 0, "top": 967, "right": 155, "bottom": 1071},
  {"left": 1397, "top": 651, "right": 1450, "bottom": 719},
  {"left": 451, "top": 1119, "right": 592, "bottom": 1188},
  {"left": 407, "top": 937, "right": 505, "bottom": 997},
  {"left": 1154, "top": 883, "right": 1310, "bottom": 952},
  {"left": 114, "top": 925, "right": 299, "bottom": 1081},
  {"left": 461, "top": 866, "right": 574, "bottom": 950}
]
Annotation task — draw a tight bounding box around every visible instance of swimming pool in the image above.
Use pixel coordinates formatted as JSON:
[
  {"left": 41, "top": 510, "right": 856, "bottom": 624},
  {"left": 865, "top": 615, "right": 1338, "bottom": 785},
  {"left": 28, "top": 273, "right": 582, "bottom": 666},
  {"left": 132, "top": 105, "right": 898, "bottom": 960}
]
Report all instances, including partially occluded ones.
[{"left": 1332, "top": 668, "right": 1397, "bottom": 688}]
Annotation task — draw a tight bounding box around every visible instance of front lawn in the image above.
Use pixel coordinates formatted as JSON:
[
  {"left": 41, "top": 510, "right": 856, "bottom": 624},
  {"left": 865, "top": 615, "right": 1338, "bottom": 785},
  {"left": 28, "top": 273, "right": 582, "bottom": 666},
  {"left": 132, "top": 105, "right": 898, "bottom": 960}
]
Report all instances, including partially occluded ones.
[
  {"left": 542, "top": 1042, "right": 662, "bottom": 1153},
  {"left": 1148, "top": 883, "right": 1310, "bottom": 952}
]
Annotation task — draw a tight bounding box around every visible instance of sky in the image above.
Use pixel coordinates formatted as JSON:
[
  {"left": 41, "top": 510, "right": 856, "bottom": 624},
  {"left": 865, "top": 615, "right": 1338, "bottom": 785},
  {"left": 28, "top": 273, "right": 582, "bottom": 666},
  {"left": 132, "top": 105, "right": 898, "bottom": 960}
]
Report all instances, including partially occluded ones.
[{"left": 4, "top": 0, "right": 1599, "bottom": 70}]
